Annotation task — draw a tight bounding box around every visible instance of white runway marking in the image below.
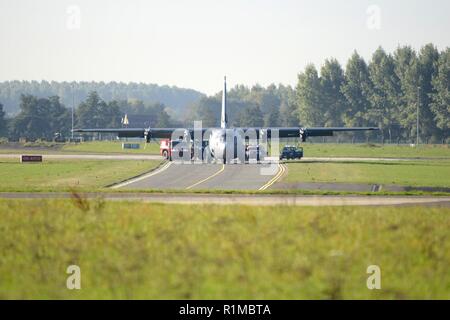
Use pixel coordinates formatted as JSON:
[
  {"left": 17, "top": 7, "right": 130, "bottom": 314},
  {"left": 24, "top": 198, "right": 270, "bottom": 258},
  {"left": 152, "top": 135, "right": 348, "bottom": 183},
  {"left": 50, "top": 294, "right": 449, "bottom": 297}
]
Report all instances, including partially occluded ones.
[{"left": 111, "top": 161, "right": 172, "bottom": 189}]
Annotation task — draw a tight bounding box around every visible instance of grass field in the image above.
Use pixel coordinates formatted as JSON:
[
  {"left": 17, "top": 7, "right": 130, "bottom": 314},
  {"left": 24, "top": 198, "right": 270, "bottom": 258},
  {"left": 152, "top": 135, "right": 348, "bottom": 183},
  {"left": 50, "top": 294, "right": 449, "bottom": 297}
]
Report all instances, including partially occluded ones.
[
  {"left": 1, "top": 141, "right": 449, "bottom": 159},
  {"left": 0, "top": 159, "right": 161, "bottom": 191},
  {"left": 62, "top": 142, "right": 450, "bottom": 158},
  {"left": 283, "top": 160, "right": 450, "bottom": 188},
  {"left": 0, "top": 200, "right": 448, "bottom": 299},
  {"left": 61, "top": 141, "right": 160, "bottom": 154},
  {"left": 298, "top": 143, "right": 450, "bottom": 158},
  {"left": 0, "top": 141, "right": 161, "bottom": 155}
]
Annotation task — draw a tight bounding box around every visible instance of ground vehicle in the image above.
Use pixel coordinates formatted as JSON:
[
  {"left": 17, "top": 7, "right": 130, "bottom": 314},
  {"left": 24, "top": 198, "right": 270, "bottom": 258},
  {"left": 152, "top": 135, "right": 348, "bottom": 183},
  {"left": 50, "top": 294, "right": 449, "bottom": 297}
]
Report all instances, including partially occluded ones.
[
  {"left": 279, "top": 145, "right": 303, "bottom": 160},
  {"left": 160, "top": 139, "right": 190, "bottom": 160},
  {"left": 160, "top": 139, "right": 171, "bottom": 159},
  {"left": 160, "top": 139, "right": 208, "bottom": 161},
  {"left": 245, "top": 145, "right": 261, "bottom": 162}
]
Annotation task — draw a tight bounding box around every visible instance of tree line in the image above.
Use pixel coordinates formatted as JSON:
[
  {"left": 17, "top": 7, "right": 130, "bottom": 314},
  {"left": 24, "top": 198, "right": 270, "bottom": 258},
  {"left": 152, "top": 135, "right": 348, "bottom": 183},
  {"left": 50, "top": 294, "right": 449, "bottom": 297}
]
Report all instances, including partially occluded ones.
[
  {"left": 0, "top": 92, "right": 173, "bottom": 141},
  {"left": 186, "top": 83, "right": 297, "bottom": 128},
  {"left": 188, "top": 44, "right": 449, "bottom": 143},
  {"left": 297, "top": 44, "right": 449, "bottom": 143},
  {"left": 0, "top": 43, "right": 448, "bottom": 143},
  {"left": 0, "top": 81, "right": 204, "bottom": 118}
]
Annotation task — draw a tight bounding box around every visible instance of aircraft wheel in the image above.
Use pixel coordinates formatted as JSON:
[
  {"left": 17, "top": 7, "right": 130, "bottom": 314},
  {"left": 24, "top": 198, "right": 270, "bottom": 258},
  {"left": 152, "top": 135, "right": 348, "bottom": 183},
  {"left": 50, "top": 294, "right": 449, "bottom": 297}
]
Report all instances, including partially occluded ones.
[{"left": 204, "top": 147, "right": 212, "bottom": 163}]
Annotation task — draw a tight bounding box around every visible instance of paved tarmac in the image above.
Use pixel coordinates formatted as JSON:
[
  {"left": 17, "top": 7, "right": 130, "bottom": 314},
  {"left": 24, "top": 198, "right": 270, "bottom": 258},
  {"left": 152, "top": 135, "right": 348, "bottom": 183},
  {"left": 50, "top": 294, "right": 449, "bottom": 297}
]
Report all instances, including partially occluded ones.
[
  {"left": 116, "top": 162, "right": 284, "bottom": 190},
  {"left": 0, "top": 192, "right": 448, "bottom": 206}
]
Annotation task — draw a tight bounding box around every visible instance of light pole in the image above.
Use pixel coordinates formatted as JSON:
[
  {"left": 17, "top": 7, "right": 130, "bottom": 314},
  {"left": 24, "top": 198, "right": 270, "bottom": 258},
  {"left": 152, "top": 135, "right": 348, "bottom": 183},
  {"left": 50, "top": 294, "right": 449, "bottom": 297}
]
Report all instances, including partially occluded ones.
[
  {"left": 416, "top": 86, "right": 420, "bottom": 146},
  {"left": 71, "top": 84, "right": 74, "bottom": 140}
]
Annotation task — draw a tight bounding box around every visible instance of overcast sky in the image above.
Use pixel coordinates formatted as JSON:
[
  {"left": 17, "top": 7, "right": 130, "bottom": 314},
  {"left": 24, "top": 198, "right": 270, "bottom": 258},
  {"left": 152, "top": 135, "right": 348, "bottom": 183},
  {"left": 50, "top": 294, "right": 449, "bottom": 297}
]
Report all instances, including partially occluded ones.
[{"left": 0, "top": 0, "right": 449, "bottom": 94}]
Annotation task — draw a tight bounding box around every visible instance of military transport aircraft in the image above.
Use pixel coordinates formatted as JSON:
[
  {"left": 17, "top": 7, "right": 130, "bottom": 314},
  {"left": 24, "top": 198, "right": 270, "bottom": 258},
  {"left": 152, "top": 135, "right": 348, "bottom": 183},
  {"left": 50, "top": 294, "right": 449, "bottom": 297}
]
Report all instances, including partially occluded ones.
[{"left": 73, "top": 77, "right": 379, "bottom": 163}]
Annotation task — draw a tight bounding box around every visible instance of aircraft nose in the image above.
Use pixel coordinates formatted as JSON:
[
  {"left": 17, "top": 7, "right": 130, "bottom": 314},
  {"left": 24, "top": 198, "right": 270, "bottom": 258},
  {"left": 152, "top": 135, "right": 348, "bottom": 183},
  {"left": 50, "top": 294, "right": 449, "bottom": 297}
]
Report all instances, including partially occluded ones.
[{"left": 216, "top": 142, "right": 226, "bottom": 159}]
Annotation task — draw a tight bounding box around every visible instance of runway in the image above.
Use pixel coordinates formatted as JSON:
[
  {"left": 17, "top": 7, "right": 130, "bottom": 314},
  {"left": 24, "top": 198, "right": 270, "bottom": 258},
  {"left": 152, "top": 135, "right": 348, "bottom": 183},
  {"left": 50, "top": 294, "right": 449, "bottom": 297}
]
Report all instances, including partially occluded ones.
[
  {"left": 109, "top": 155, "right": 433, "bottom": 191},
  {"left": 115, "top": 162, "right": 285, "bottom": 190},
  {"left": 0, "top": 192, "right": 448, "bottom": 206}
]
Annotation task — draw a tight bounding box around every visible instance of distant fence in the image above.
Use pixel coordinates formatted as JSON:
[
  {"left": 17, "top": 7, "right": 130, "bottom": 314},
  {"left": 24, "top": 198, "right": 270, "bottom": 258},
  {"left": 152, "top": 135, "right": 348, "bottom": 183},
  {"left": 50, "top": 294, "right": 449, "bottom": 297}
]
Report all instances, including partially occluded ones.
[{"left": 303, "top": 136, "right": 448, "bottom": 145}]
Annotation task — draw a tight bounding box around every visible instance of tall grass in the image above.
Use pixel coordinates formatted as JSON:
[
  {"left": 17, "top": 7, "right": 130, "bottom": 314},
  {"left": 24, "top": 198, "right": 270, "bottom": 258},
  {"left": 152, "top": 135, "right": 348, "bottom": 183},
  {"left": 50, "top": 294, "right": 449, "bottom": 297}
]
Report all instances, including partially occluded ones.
[{"left": 0, "top": 199, "right": 448, "bottom": 299}]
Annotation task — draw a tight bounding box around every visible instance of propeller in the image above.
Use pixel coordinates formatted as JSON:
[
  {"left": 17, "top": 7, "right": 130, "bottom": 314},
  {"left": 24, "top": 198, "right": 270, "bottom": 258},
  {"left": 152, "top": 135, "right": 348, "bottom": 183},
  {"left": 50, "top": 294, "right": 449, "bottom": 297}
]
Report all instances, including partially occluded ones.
[
  {"left": 144, "top": 128, "right": 150, "bottom": 149},
  {"left": 299, "top": 128, "right": 306, "bottom": 142}
]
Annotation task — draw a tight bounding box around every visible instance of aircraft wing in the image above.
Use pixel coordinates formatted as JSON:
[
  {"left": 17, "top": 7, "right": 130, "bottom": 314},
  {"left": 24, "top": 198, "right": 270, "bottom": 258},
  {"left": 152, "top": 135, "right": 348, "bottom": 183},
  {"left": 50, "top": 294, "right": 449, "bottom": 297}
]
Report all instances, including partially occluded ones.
[
  {"left": 73, "top": 126, "right": 379, "bottom": 141},
  {"left": 243, "top": 127, "right": 379, "bottom": 140},
  {"left": 73, "top": 128, "right": 178, "bottom": 139},
  {"left": 73, "top": 128, "right": 146, "bottom": 138},
  {"left": 302, "top": 127, "right": 379, "bottom": 137}
]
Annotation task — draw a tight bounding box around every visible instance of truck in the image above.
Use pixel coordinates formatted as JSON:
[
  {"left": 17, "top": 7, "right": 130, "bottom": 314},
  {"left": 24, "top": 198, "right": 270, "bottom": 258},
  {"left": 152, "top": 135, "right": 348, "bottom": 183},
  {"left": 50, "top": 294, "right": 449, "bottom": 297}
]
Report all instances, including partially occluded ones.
[
  {"left": 160, "top": 139, "right": 208, "bottom": 161},
  {"left": 279, "top": 145, "right": 303, "bottom": 160},
  {"left": 160, "top": 139, "right": 172, "bottom": 159}
]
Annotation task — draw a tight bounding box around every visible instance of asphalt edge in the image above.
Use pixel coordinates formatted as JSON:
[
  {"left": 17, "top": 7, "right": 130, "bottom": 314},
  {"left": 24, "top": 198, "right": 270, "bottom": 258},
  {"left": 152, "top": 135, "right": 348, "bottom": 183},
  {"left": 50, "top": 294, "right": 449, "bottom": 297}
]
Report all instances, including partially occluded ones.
[{"left": 104, "top": 160, "right": 168, "bottom": 188}]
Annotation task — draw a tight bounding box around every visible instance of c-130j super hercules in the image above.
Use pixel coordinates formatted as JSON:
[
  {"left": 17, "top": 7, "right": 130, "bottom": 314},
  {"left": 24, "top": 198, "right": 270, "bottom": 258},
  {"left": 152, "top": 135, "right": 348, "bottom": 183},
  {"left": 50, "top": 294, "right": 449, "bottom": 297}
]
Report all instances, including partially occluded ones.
[{"left": 74, "top": 77, "right": 379, "bottom": 164}]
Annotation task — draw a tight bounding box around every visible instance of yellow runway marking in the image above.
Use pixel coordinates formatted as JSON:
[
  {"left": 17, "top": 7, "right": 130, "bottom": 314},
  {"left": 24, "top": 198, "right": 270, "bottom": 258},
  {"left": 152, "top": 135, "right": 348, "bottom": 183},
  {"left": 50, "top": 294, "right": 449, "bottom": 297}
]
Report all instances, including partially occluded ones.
[
  {"left": 185, "top": 164, "right": 225, "bottom": 190},
  {"left": 259, "top": 163, "right": 286, "bottom": 191}
]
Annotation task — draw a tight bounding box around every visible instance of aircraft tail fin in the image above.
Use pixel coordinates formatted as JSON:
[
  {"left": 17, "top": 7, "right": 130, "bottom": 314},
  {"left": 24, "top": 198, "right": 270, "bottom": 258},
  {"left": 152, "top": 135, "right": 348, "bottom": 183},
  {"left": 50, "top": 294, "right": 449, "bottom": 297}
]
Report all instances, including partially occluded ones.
[{"left": 221, "top": 76, "right": 227, "bottom": 129}]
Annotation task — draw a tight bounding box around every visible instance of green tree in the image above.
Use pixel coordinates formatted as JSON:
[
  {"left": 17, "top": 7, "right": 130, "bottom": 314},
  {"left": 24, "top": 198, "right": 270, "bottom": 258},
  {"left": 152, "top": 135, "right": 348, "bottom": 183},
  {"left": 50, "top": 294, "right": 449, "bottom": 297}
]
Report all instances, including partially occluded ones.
[
  {"left": 187, "top": 96, "right": 220, "bottom": 127},
  {"left": 341, "top": 51, "right": 373, "bottom": 128},
  {"left": 0, "top": 81, "right": 204, "bottom": 118},
  {"left": 237, "top": 104, "right": 264, "bottom": 127},
  {"left": 103, "top": 100, "right": 121, "bottom": 127},
  {"left": 368, "top": 47, "right": 401, "bottom": 142},
  {"left": 0, "top": 102, "right": 6, "bottom": 137},
  {"left": 393, "top": 46, "right": 421, "bottom": 141},
  {"left": 320, "top": 58, "right": 346, "bottom": 127},
  {"left": 11, "top": 95, "right": 69, "bottom": 140},
  {"left": 48, "top": 96, "right": 71, "bottom": 137},
  {"left": 76, "top": 91, "right": 120, "bottom": 129},
  {"left": 76, "top": 91, "right": 102, "bottom": 128},
  {"left": 417, "top": 44, "right": 441, "bottom": 142},
  {"left": 279, "top": 85, "right": 299, "bottom": 127},
  {"left": 261, "top": 84, "right": 282, "bottom": 127},
  {"left": 430, "top": 48, "right": 450, "bottom": 139},
  {"left": 296, "top": 64, "right": 324, "bottom": 126},
  {"left": 11, "top": 95, "right": 49, "bottom": 140},
  {"left": 153, "top": 103, "right": 171, "bottom": 127}
]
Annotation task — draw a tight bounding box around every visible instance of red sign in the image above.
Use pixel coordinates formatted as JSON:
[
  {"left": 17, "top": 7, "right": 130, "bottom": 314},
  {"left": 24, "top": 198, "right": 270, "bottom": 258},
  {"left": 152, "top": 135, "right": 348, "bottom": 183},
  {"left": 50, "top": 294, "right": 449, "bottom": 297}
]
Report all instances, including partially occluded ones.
[{"left": 21, "top": 155, "right": 43, "bottom": 162}]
